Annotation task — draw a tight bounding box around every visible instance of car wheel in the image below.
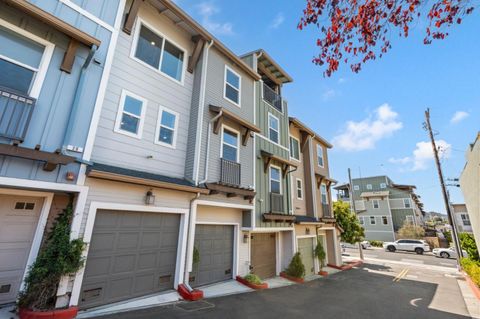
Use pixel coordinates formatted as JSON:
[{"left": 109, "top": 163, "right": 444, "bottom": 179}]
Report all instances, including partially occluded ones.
[
  {"left": 415, "top": 248, "right": 424, "bottom": 255},
  {"left": 387, "top": 246, "right": 396, "bottom": 252},
  {"left": 440, "top": 252, "right": 450, "bottom": 259}
]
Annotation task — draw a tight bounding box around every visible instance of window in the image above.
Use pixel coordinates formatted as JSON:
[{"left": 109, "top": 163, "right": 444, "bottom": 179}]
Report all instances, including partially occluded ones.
[
  {"left": 320, "top": 184, "right": 328, "bottom": 204},
  {"left": 380, "top": 183, "right": 387, "bottom": 189},
  {"left": 155, "top": 106, "right": 178, "bottom": 148},
  {"left": 382, "top": 216, "right": 388, "bottom": 225},
  {"left": 403, "top": 198, "right": 411, "bottom": 208},
  {"left": 221, "top": 127, "right": 239, "bottom": 162},
  {"left": 406, "top": 215, "right": 414, "bottom": 224},
  {"left": 133, "top": 22, "right": 185, "bottom": 82},
  {"left": 268, "top": 113, "right": 280, "bottom": 143},
  {"left": 359, "top": 217, "right": 364, "bottom": 225},
  {"left": 372, "top": 199, "right": 380, "bottom": 209},
  {"left": 370, "top": 216, "right": 376, "bottom": 225},
  {"left": 461, "top": 213, "right": 471, "bottom": 226},
  {"left": 296, "top": 179, "right": 303, "bottom": 200},
  {"left": 353, "top": 185, "right": 360, "bottom": 191},
  {"left": 269, "top": 166, "right": 281, "bottom": 194},
  {"left": 366, "top": 184, "right": 372, "bottom": 190},
  {"left": 114, "top": 90, "right": 147, "bottom": 138},
  {"left": 290, "top": 137, "right": 300, "bottom": 160},
  {"left": 224, "top": 66, "right": 241, "bottom": 105},
  {"left": 316, "top": 145, "right": 324, "bottom": 167},
  {"left": 0, "top": 21, "right": 54, "bottom": 98}
]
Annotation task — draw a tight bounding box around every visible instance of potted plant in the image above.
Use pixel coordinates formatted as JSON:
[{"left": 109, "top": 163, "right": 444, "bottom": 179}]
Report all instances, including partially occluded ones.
[
  {"left": 236, "top": 273, "right": 268, "bottom": 289},
  {"left": 281, "top": 252, "right": 305, "bottom": 283},
  {"left": 17, "top": 199, "right": 85, "bottom": 319},
  {"left": 315, "top": 239, "right": 328, "bottom": 276}
]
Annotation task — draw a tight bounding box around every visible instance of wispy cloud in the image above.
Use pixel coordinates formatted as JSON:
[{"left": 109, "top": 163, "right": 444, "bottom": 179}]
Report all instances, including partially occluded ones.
[
  {"left": 333, "top": 104, "right": 403, "bottom": 151},
  {"left": 389, "top": 140, "right": 452, "bottom": 171},
  {"left": 269, "top": 12, "right": 285, "bottom": 29},
  {"left": 450, "top": 111, "right": 469, "bottom": 124},
  {"left": 338, "top": 77, "right": 346, "bottom": 84},
  {"left": 322, "top": 89, "right": 337, "bottom": 101},
  {"left": 196, "top": 2, "right": 234, "bottom": 36}
]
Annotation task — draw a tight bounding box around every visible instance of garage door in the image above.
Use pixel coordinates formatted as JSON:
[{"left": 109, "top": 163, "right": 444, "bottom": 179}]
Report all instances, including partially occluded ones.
[
  {"left": 298, "top": 238, "right": 315, "bottom": 276},
  {"left": 251, "top": 233, "right": 276, "bottom": 279},
  {"left": 190, "top": 225, "right": 234, "bottom": 287},
  {"left": 79, "top": 210, "right": 180, "bottom": 309},
  {"left": 0, "top": 195, "right": 44, "bottom": 305}
]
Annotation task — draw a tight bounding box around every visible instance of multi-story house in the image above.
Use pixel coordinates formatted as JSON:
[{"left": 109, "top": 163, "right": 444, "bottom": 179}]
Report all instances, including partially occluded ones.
[
  {"left": 451, "top": 204, "right": 472, "bottom": 234},
  {"left": 0, "top": 0, "right": 121, "bottom": 307},
  {"left": 289, "top": 118, "right": 342, "bottom": 276},
  {"left": 335, "top": 176, "right": 424, "bottom": 242}
]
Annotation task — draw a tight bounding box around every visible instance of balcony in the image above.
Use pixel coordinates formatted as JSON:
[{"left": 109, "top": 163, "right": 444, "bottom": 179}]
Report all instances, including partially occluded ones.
[
  {"left": 263, "top": 83, "right": 282, "bottom": 112},
  {"left": 220, "top": 158, "right": 241, "bottom": 187},
  {"left": 270, "top": 192, "right": 284, "bottom": 214},
  {"left": 322, "top": 204, "right": 333, "bottom": 218},
  {"left": 0, "top": 87, "right": 36, "bottom": 143}
]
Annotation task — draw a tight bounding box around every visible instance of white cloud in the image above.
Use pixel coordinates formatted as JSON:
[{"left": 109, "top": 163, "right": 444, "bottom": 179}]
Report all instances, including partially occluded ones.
[
  {"left": 196, "top": 2, "right": 234, "bottom": 35},
  {"left": 338, "top": 77, "right": 346, "bottom": 84},
  {"left": 333, "top": 104, "right": 403, "bottom": 151},
  {"left": 269, "top": 13, "right": 285, "bottom": 29},
  {"left": 388, "top": 157, "right": 411, "bottom": 165},
  {"left": 322, "top": 89, "right": 337, "bottom": 101},
  {"left": 450, "top": 111, "right": 469, "bottom": 124},
  {"left": 389, "top": 140, "right": 452, "bottom": 171}
]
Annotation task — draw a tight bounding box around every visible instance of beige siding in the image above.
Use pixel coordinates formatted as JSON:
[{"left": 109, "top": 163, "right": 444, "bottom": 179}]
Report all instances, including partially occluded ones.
[{"left": 289, "top": 126, "right": 307, "bottom": 216}]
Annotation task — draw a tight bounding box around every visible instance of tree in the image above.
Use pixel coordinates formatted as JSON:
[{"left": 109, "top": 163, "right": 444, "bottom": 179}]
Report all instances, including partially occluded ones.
[
  {"left": 397, "top": 221, "right": 425, "bottom": 239},
  {"left": 298, "top": 0, "right": 476, "bottom": 76},
  {"left": 459, "top": 232, "right": 479, "bottom": 262},
  {"left": 334, "top": 200, "right": 365, "bottom": 244}
]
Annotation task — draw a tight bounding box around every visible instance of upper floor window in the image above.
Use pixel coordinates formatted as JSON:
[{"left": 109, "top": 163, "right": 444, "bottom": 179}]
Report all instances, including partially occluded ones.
[
  {"left": 320, "top": 184, "right": 328, "bottom": 204},
  {"left": 316, "top": 145, "right": 324, "bottom": 167},
  {"left": 221, "top": 127, "right": 239, "bottom": 162},
  {"left": 403, "top": 198, "right": 411, "bottom": 208},
  {"left": 133, "top": 22, "right": 185, "bottom": 83},
  {"left": 224, "top": 66, "right": 241, "bottom": 105},
  {"left": 382, "top": 216, "right": 388, "bottom": 225},
  {"left": 366, "top": 184, "right": 373, "bottom": 190},
  {"left": 268, "top": 113, "right": 280, "bottom": 143},
  {"left": 290, "top": 136, "right": 300, "bottom": 161},
  {"left": 380, "top": 183, "right": 387, "bottom": 189},
  {"left": 0, "top": 22, "right": 54, "bottom": 98},
  {"left": 359, "top": 216, "right": 364, "bottom": 225},
  {"left": 114, "top": 90, "right": 147, "bottom": 138},
  {"left": 372, "top": 199, "right": 379, "bottom": 209},
  {"left": 370, "top": 216, "right": 376, "bottom": 225},
  {"left": 406, "top": 215, "right": 414, "bottom": 224},
  {"left": 461, "top": 213, "right": 471, "bottom": 226},
  {"left": 353, "top": 185, "right": 360, "bottom": 191},
  {"left": 269, "top": 166, "right": 281, "bottom": 194},
  {"left": 155, "top": 106, "right": 178, "bottom": 148},
  {"left": 296, "top": 178, "right": 303, "bottom": 200}
]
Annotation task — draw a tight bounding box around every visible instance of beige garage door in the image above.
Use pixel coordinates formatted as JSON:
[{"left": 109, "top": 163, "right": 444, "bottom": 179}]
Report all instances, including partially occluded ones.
[
  {"left": 251, "top": 233, "right": 276, "bottom": 279},
  {"left": 0, "top": 195, "right": 44, "bottom": 305}
]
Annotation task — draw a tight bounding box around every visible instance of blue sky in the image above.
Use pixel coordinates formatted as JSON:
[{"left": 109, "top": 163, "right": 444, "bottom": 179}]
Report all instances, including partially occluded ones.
[{"left": 178, "top": 0, "right": 480, "bottom": 214}]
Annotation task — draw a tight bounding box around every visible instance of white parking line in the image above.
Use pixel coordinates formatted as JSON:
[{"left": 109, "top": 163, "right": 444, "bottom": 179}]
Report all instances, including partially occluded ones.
[{"left": 401, "top": 259, "right": 424, "bottom": 264}]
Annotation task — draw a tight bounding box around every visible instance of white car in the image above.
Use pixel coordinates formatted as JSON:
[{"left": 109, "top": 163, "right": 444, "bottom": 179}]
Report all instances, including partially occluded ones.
[
  {"left": 361, "top": 241, "right": 371, "bottom": 249},
  {"left": 433, "top": 247, "right": 467, "bottom": 259},
  {"left": 383, "top": 239, "right": 431, "bottom": 255}
]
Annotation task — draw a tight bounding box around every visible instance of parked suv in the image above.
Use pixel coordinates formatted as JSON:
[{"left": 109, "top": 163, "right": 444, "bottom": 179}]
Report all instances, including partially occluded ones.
[{"left": 383, "top": 239, "right": 431, "bottom": 255}]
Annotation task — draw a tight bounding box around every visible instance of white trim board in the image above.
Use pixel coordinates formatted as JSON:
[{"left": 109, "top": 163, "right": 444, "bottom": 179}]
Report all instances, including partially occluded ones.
[
  {"left": 0, "top": 176, "right": 87, "bottom": 193},
  {"left": 59, "top": 0, "right": 115, "bottom": 32}
]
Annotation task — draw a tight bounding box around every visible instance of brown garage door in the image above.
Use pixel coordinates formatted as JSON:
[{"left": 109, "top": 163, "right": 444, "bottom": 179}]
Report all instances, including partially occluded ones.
[
  {"left": 79, "top": 210, "right": 180, "bottom": 309},
  {"left": 251, "top": 233, "right": 276, "bottom": 279}
]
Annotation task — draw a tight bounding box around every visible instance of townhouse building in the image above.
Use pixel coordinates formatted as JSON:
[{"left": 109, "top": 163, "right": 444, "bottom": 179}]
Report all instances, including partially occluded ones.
[
  {"left": 0, "top": 0, "right": 121, "bottom": 307},
  {"left": 335, "top": 176, "right": 425, "bottom": 242}
]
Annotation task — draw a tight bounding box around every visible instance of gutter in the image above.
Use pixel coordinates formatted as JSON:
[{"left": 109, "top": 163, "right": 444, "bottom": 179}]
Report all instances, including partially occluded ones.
[{"left": 198, "top": 110, "right": 223, "bottom": 185}]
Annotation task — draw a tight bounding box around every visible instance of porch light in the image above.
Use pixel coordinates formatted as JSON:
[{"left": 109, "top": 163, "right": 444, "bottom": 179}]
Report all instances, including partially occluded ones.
[
  {"left": 243, "top": 233, "right": 249, "bottom": 244},
  {"left": 145, "top": 190, "right": 155, "bottom": 205}
]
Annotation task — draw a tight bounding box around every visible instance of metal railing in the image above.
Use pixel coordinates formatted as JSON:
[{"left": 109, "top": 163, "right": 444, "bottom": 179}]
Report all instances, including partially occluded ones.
[
  {"left": 262, "top": 83, "right": 282, "bottom": 112},
  {"left": 220, "top": 158, "right": 241, "bottom": 186},
  {"left": 322, "top": 204, "right": 333, "bottom": 218},
  {"left": 270, "top": 192, "right": 284, "bottom": 214},
  {"left": 0, "top": 87, "right": 35, "bottom": 143}
]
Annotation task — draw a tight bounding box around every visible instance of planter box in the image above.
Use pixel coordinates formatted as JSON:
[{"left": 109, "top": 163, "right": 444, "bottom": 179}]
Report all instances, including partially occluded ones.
[
  {"left": 318, "top": 270, "right": 329, "bottom": 277},
  {"left": 462, "top": 271, "right": 480, "bottom": 300},
  {"left": 236, "top": 276, "right": 268, "bottom": 289},
  {"left": 177, "top": 283, "right": 204, "bottom": 301},
  {"left": 19, "top": 307, "right": 78, "bottom": 319},
  {"left": 280, "top": 272, "right": 304, "bottom": 283}
]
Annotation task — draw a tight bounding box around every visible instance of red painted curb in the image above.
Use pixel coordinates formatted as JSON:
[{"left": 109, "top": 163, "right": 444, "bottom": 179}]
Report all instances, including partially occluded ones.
[
  {"left": 328, "top": 260, "right": 363, "bottom": 271},
  {"left": 318, "top": 270, "right": 329, "bottom": 277},
  {"left": 280, "top": 272, "right": 304, "bottom": 283},
  {"left": 177, "top": 284, "right": 204, "bottom": 301},
  {"left": 463, "top": 272, "right": 480, "bottom": 300},
  {"left": 236, "top": 276, "right": 268, "bottom": 289},
  {"left": 19, "top": 307, "right": 78, "bottom": 319}
]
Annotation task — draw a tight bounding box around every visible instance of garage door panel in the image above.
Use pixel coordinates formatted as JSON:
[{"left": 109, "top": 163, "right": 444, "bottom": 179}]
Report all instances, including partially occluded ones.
[
  {"left": 138, "top": 253, "right": 157, "bottom": 270},
  {"left": 84, "top": 257, "right": 111, "bottom": 277},
  {"left": 89, "top": 233, "right": 115, "bottom": 251},
  {"left": 141, "top": 232, "right": 161, "bottom": 248},
  {"left": 117, "top": 233, "right": 140, "bottom": 250},
  {"left": 112, "top": 255, "right": 136, "bottom": 274},
  {"left": 119, "top": 214, "right": 142, "bottom": 227}
]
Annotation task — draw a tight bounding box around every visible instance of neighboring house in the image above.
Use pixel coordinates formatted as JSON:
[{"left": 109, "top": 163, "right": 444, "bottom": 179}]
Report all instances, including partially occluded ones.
[
  {"left": 460, "top": 132, "right": 480, "bottom": 250},
  {"left": 451, "top": 204, "right": 472, "bottom": 234},
  {"left": 0, "top": 0, "right": 120, "bottom": 307},
  {"left": 334, "top": 176, "right": 425, "bottom": 242},
  {"left": 289, "top": 117, "right": 342, "bottom": 276}
]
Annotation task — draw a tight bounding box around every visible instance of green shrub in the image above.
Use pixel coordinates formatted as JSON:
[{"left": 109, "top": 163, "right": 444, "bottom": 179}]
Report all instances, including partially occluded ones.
[
  {"left": 286, "top": 252, "right": 305, "bottom": 279},
  {"left": 444, "top": 230, "right": 453, "bottom": 244},
  {"left": 243, "top": 273, "right": 262, "bottom": 285},
  {"left": 461, "top": 258, "right": 480, "bottom": 287},
  {"left": 314, "top": 239, "right": 326, "bottom": 270},
  {"left": 370, "top": 240, "right": 384, "bottom": 247},
  {"left": 460, "top": 233, "right": 479, "bottom": 262},
  {"left": 398, "top": 222, "right": 425, "bottom": 239},
  {"left": 192, "top": 246, "right": 200, "bottom": 265}
]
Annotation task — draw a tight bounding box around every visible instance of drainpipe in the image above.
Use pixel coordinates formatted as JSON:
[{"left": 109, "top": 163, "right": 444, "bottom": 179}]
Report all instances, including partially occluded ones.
[
  {"left": 62, "top": 45, "right": 97, "bottom": 156},
  {"left": 198, "top": 110, "right": 223, "bottom": 185},
  {"left": 183, "top": 192, "right": 201, "bottom": 291}
]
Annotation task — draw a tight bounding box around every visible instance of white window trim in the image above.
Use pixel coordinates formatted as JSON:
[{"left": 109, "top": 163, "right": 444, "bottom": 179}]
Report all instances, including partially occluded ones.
[
  {"left": 380, "top": 183, "right": 387, "bottom": 189},
  {"left": 220, "top": 124, "right": 240, "bottom": 163},
  {"left": 289, "top": 135, "right": 301, "bottom": 162},
  {"left": 370, "top": 216, "right": 376, "bottom": 225},
  {"left": 316, "top": 144, "right": 324, "bottom": 168},
  {"left": 359, "top": 216, "right": 364, "bottom": 225},
  {"left": 223, "top": 65, "right": 241, "bottom": 107},
  {"left": 114, "top": 89, "right": 147, "bottom": 139},
  {"left": 403, "top": 198, "right": 411, "bottom": 208},
  {"left": 382, "top": 216, "right": 388, "bottom": 225},
  {"left": 366, "top": 184, "right": 373, "bottom": 190},
  {"left": 320, "top": 183, "right": 328, "bottom": 204},
  {"left": 130, "top": 18, "right": 187, "bottom": 86},
  {"left": 372, "top": 199, "right": 380, "bottom": 209},
  {"left": 406, "top": 215, "right": 414, "bottom": 223},
  {"left": 0, "top": 19, "right": 54, "bottom": 99},
  {"left": 296, "top": 178, "right": 303, "bottom": 200},
  {"left": 353, "top": 185, "right": 360, "bottom": 191},
  {"left": 154, "top": 105, "right": 179, "bottom": 149},
  {"left": 268, "top": 113, "right": 280, "bottom": 144},
  {"left": 269, "top": 164, "right": 282, "bottom": 195}
]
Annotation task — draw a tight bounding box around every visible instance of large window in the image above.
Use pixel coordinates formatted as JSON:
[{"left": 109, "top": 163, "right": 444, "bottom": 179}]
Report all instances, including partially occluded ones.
[
  {"left": 133, "top": 23, "right": 185, "bottom": 83},
  {"left": 372, "top": 199, "right": 380, "bottom": 209},
  {"left": 461, "top": 213, "right": 471, "bottom": 226},
  {"left": 290, "top": 137, "right": 300, "bottom": 160},
  {"left": 406, "top": 215, "right": 414, "bottom": 224},
  {"left": 316, "top": 145, "right": 324, "bottom": 167},
  {"left": 222, "top": 127, "right": 239, "bottom": 162},
  {"left": 224, "top": 66, "right": 241, "bottom": 105},
  {"left": 320, "top": 184, "right": 328, "bottom": 204},
  {"left": 270, "top": 166, "right": 281, "bottom": 194},
  {"left": 114, "top": 90, "right": 147, "bottom": 138},
  {"left": 0, "top": 22, "right": 54, "bottom": 98},
  {"left": 155, "top": 106, "right": 178, "bottom": 148},
  {"left": 403, "top": 198, "right": 411, "bottom": 208},
  {"left": 296, "top": 178, "right": 303, "bottom": 200},
  {"left": 268, "top": 113, "right": 280, "bottom": 143}
]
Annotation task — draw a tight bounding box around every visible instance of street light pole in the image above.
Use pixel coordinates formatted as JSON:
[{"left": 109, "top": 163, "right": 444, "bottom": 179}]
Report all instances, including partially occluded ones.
[{"left": 348, "top": 168, "right": 364, "bottom": 261}]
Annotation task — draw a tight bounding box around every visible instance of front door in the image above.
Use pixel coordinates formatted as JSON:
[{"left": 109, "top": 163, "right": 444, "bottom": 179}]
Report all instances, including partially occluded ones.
[
  {"left": 297, "top": 238, "right": 315, "bottom": 276},
  {"left": 251, "top": 233, "right": 276, "bottom": 279}
]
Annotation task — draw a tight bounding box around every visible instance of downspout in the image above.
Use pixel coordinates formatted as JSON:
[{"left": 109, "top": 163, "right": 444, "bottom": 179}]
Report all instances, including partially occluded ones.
[
  {"left": 62, "top": 45, "right": 97, "bottom": 158},
  {"left": 183, "top": 192, "right": 201, "bottom": 291},
  {"left": 198, "top": 110, "right": 223, "bottom": 185}
]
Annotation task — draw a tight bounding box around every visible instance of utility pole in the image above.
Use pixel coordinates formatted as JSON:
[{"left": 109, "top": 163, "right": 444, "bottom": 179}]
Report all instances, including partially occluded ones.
[
  {"left": 424, "top": 109, "right": 463, "bottom": 266},
  {"left": 348, "top": 168, "right": 364, "bottom": 261}
]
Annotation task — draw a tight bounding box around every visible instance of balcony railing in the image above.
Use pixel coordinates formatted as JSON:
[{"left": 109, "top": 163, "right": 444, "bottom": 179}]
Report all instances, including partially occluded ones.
[
  {"left": 270, "top": 192, "right": 284, "bottom": 214},
  {"left": 263, "top": 83, "right": 282, "bottom": 112},
  {"left": 220, "top": 158, "right": 241, "bottom": 186},
  {"left": 322, "top": 204, "right": 333, "bottom": 218},
  {"left": 0, "top": 87, "right": 35, "bottom": 143}
]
